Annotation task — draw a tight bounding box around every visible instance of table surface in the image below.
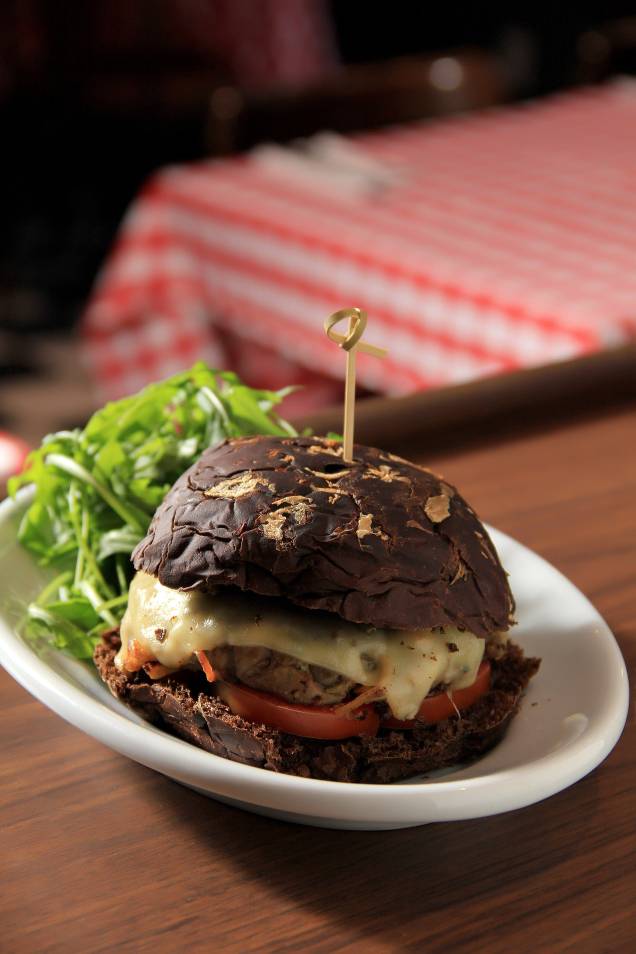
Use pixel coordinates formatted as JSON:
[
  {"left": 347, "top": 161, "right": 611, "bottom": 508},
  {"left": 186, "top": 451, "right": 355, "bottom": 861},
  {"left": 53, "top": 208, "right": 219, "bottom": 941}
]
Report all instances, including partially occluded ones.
[{"left": 1, "top": 401, "right": 634, "bottom": 954}]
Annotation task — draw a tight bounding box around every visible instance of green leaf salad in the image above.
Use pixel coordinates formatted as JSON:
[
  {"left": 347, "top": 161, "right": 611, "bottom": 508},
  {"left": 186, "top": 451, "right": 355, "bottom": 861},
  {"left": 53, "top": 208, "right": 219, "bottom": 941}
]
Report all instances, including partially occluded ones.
[{"left": 9, "top": 364, "right": 297, "bottom": 659}]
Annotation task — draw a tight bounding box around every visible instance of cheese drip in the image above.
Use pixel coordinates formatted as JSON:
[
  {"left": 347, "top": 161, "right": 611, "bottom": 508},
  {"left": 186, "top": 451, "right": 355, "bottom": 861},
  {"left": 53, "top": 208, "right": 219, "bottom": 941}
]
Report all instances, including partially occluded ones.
[{"left": 119, "top": 571, "right": 486, "bottom": 720}]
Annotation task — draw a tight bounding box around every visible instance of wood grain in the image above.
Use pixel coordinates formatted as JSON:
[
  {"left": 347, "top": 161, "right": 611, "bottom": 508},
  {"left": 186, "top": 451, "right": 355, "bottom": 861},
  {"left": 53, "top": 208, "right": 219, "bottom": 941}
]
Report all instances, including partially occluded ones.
[{"left": 1, "top": 405, "right": 635, "bottom": 954}]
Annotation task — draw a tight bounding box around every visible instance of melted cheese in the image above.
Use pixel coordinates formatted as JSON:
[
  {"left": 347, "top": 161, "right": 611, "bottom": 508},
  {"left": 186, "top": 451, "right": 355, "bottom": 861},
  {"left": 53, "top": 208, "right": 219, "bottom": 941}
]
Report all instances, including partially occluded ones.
[{"left": 118, "top": 571, "right": 485, "bottom": 720}]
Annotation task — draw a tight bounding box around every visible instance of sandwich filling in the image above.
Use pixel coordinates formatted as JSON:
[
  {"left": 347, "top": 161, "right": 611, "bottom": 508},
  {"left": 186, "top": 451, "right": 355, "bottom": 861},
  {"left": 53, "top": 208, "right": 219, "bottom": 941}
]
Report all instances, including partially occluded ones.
[{"left": 118, "top": 570, "right": 494, "bottom": 721}]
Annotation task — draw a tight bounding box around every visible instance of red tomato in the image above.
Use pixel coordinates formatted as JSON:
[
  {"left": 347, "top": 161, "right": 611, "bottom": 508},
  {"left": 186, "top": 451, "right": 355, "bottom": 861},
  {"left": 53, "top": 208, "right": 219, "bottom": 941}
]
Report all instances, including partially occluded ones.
[
  {"left": 383, "top": 661, "right": 491, "bottom": 729},
  {"left": 216, "top": 681, "right": 380, "bottom": 740}
]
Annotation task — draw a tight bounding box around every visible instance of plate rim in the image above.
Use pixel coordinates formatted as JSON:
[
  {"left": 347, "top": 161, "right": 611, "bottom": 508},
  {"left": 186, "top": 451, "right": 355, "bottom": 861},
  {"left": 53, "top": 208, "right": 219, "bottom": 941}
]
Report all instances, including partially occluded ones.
[{"left": 0, "top": 490, "right": 629, "bottom": 823}]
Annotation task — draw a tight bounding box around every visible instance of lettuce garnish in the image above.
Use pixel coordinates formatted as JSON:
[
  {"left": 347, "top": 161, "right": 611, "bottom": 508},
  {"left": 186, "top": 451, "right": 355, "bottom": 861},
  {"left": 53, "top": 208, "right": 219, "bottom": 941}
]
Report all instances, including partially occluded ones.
[{"left": 10, "top": 364, "right": 296, "bottom": 658}]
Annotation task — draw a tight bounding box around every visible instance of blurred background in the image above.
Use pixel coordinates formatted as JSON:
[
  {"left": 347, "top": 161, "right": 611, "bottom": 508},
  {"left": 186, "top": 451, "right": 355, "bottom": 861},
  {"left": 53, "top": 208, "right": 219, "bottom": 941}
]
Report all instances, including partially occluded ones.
[{"left": 2, "top": 0, "right": 636, "bottom": 477}]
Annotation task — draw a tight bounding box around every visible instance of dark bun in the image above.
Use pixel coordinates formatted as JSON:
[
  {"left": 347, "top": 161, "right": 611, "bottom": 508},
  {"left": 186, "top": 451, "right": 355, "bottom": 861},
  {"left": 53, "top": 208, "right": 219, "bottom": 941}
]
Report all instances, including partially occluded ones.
[{"left": 133, "top": 436, "right": 514, "bottom": 636}]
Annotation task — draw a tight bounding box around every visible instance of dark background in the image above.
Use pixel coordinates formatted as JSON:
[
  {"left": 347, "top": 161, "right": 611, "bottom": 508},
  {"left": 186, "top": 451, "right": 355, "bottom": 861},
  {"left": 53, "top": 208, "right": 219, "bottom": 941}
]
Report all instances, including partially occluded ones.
[{"left": 1, "top": 1, "right": 635, "bottom": 352}]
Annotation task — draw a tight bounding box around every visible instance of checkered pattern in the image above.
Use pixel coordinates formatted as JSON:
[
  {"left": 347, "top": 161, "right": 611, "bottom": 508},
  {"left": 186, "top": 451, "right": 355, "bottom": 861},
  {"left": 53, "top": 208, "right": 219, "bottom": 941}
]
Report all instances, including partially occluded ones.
[{"left": 81, "top": 83, "right": 636, "bottom": 407}]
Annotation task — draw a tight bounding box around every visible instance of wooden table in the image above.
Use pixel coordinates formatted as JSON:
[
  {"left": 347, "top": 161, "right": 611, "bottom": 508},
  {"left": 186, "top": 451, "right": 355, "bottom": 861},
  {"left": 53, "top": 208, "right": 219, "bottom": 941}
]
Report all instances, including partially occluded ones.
[{"left": 1, "top": 400, "right": 634, "bottom": 953}]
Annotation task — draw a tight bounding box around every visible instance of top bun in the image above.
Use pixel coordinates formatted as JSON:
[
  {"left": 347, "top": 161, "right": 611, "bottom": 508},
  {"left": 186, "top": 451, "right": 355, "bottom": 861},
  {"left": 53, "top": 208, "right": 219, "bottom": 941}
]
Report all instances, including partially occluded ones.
[{"left": 132, "top": 436, "right": 514, "bottom": 636}]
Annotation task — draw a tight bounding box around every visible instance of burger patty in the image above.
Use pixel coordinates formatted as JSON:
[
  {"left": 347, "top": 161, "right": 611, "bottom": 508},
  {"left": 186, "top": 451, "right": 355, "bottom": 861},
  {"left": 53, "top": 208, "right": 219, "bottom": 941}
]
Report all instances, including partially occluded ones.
[
  {"left": 208, "top": 645, "right": 355, "bottom": 705},
  {"left": 208, "top": 639, "right": 507, "bottom": 707}
]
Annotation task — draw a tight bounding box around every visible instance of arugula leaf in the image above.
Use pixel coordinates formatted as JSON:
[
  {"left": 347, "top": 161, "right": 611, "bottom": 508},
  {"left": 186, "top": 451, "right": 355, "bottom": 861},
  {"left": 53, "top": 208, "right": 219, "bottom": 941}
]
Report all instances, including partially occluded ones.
[{"left": 10, "top": 363, "right": 296, "bottom": 658}]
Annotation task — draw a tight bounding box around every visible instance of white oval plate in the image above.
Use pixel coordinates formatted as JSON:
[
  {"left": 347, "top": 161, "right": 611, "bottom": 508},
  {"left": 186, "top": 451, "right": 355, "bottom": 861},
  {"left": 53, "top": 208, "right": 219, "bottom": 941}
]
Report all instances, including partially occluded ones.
[{"left": 0, "top": 491, "right": 628, "bottom": 830}]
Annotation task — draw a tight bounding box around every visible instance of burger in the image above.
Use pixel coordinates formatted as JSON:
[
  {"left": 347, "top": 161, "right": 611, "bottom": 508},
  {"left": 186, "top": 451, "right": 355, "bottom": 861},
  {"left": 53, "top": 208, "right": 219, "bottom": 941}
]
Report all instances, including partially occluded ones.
[{"left": 95, "top": 435, "right": 539, "bottom": 784}]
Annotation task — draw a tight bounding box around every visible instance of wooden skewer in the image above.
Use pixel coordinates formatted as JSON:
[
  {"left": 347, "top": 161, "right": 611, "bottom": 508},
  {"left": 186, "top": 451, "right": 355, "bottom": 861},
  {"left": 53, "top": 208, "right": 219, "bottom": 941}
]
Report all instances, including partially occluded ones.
[
  {"left": 342, "top": 314, "right": 357, "bottom": 462},
  {"left": 324, "top": 308, "right": 388, "bottom": 462}
]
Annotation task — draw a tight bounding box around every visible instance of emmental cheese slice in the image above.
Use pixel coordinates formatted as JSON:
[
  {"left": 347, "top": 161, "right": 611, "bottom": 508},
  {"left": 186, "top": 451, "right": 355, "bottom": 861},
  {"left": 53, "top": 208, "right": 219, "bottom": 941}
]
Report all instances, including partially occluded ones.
[{"left": 118, "top": 571, "right": 486, "bottom": 720}]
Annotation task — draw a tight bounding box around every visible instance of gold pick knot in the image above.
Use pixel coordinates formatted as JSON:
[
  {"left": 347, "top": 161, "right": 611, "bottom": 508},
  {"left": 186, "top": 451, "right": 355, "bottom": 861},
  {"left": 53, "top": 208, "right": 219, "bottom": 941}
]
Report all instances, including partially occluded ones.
[{"left": 324, "top": 308, "right": 386, "bottom": 358}]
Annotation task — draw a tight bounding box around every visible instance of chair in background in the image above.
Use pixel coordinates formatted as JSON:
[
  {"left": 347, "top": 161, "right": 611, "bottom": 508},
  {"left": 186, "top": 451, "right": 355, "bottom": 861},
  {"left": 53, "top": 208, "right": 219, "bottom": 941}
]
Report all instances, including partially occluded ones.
[{"left": 207, "top": 50, "right": 507, "bottom": 155}]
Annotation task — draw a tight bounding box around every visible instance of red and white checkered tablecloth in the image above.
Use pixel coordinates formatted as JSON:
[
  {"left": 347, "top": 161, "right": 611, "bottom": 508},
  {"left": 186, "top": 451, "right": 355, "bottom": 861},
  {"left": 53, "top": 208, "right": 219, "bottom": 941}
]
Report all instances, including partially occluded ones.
[{"left": 81, "top": 83, "right": 636, "bottom": 410}]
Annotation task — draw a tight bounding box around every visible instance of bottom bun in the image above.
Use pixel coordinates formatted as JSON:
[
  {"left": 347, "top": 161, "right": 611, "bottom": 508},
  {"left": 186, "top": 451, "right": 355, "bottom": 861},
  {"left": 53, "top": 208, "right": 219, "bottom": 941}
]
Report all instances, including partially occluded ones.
[{"left": 94, "top": 634, "right": 540, "bottom": 784}]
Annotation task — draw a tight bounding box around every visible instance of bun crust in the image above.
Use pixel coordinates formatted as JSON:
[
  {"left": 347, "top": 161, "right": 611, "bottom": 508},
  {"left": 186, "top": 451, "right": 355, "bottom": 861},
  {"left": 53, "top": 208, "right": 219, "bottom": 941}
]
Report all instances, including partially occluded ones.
[{"left": 133, "top": 436, "right": 514, "bottom": 636}]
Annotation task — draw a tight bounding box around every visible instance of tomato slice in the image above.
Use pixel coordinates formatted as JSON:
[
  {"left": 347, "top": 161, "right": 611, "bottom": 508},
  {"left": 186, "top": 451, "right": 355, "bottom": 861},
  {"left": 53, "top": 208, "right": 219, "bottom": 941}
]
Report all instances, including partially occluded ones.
[
  {"left": 383, "top": 661, "right": 491, "bottom": 729},
  {"left": 216, "top": 681, "right": 380, "bottom": 740},
  {"left": 216, "top": 661, "right": 490, "bottom": 739}
]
